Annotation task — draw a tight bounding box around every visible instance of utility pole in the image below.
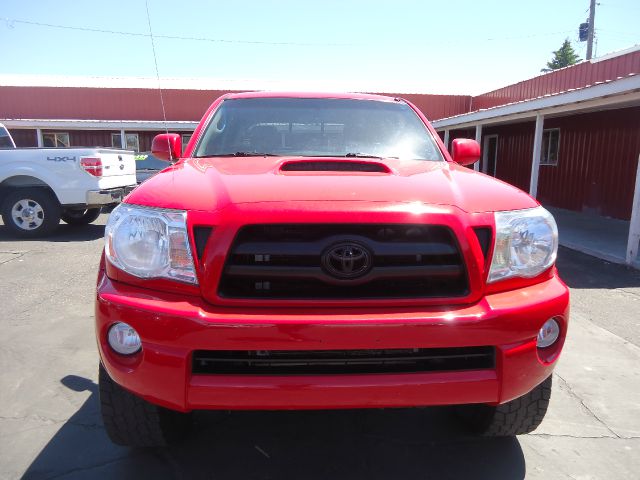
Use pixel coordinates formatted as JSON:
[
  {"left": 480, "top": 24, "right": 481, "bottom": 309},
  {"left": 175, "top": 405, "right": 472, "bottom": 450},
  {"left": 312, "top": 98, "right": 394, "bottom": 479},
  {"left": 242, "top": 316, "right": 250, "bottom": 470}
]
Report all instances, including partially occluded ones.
[{"left": 586, "top": 0, "right": 596, "bottom": 60}]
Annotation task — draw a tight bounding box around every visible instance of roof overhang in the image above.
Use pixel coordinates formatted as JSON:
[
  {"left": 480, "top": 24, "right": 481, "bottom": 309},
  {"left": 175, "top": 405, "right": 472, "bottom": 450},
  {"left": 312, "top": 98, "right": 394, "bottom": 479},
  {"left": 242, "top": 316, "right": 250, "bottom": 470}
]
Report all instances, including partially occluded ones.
[
  {"left": 0, "top": 119, "right": 198, "bottom": 130},
  {"left": 433, "top": 74, "right": 640, "bottom": 130}
]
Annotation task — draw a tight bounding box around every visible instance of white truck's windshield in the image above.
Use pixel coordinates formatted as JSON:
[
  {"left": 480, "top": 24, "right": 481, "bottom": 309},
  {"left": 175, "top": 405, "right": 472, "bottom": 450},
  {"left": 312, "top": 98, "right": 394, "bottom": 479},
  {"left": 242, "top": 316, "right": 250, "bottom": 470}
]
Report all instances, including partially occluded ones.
[
  {"left": 0, "top": 124, "right": 16, "bottom": 149},
  {"left": 194, "top": 98, "right": 444, "bottom": 161}
]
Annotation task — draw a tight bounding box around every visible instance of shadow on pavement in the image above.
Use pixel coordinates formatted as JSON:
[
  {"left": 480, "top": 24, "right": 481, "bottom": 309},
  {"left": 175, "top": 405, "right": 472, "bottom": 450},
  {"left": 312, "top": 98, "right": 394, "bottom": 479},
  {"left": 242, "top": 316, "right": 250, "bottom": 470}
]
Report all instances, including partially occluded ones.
[
  {"left": 0, "top": 223, "right": 105, "bottom": 243},
  {"left": 556, "top": 246, "right": 640, "bottom": 289},
  {"left": 23, "top": 376, "right": 526, "bottom": 480}
]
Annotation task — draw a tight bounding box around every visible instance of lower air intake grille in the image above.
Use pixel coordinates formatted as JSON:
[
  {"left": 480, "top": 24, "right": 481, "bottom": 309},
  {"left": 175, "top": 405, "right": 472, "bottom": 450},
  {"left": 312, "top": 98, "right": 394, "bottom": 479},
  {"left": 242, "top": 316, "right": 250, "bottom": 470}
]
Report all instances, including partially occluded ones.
[{"left": 192, "top": 346, "right": 495, "bottom": 375}]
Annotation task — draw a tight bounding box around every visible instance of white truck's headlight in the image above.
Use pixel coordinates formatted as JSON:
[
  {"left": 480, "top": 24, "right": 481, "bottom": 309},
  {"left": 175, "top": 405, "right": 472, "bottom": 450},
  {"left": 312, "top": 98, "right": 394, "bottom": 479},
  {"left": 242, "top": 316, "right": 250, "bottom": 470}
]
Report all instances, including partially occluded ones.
[
  {"left": 488, "top": 206, "right": 558, "bottom": 283},
  {"left": 105, "top": 204, "right": 197, "bottom": 284}
]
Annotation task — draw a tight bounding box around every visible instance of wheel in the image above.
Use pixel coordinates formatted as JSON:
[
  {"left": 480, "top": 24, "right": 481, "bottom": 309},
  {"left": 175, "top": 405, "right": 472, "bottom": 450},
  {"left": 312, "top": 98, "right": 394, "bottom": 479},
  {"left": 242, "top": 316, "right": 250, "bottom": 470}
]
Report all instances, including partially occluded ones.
[
  {"left": 456, "top": 375, "right": 552, "bottom": 436},
  {"left": 1, "top": 188, "right": 61, "bottom": 238},
  {"left": 99, "top": 364, "right": 191, "bottom": 447},
  {"left": 61, "top": 207, "right": 102, "bottom": 225}
]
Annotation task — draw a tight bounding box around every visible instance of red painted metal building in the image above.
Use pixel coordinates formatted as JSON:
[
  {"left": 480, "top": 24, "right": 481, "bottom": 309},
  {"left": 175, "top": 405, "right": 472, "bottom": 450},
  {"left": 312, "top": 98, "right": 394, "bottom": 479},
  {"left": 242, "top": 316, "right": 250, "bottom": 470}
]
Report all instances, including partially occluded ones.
[
  {"left": 478, "top": 108, "right": 640, "bottom": 220},
  {"left": 0, "top": 86, "right": 471, "bottom": 124},
  {"left": 0, "top": 82, "right": 471, "bottom": 155},
  {"left": 433, "top": 47, "right": 640, "bottom": 223},
  {"left": 1, "top": 47, "right": 639, "bottom": 226}
]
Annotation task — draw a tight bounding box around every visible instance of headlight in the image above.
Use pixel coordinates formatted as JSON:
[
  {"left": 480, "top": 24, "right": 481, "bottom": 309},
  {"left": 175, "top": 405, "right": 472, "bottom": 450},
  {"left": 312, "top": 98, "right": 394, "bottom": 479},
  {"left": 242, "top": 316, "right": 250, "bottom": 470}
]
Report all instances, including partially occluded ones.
[
  {"left": 105, "top": 204, "right": 197, "bottom": 284},
  {"left": 488, "top": 206, "right": 558, "bottom": 283}
]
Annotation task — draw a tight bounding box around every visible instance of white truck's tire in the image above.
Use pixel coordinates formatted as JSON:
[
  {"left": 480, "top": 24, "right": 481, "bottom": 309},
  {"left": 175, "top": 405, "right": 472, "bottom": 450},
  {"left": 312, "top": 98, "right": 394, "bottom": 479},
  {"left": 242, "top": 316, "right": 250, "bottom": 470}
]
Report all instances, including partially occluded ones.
[
  {"left": 61, "top": 207, "right": 102, "bottom": 225},
  {"left": 1, "top": 188, "right": 61, "bottom": 237}
]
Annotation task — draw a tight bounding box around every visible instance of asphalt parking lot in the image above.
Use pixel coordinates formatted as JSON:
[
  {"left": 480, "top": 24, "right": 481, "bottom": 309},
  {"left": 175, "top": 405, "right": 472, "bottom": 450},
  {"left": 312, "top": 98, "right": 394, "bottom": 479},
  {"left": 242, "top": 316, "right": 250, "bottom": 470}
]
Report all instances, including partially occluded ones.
[{"left": 1, "top": 214, "right": 639, "bottom": 479}]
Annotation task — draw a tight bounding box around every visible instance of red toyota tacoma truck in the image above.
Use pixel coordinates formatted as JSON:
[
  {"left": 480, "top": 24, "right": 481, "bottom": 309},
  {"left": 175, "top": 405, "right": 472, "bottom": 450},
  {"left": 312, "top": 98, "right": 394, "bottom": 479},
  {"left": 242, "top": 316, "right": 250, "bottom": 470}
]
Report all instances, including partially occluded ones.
[{"left": 96, "top": 92, "right": 569, "bottom": 447}]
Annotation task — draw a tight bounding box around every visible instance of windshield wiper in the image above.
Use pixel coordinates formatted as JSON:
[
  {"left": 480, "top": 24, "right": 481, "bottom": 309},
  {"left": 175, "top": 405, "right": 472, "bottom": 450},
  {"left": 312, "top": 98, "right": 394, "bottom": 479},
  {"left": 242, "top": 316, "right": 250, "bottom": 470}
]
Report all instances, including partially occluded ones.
[
  {"left": 196, "top": 151, "right": 279, "bottom": 158},
  {"left": 344, "top": 153, "right": 399, "bottom": 159}
]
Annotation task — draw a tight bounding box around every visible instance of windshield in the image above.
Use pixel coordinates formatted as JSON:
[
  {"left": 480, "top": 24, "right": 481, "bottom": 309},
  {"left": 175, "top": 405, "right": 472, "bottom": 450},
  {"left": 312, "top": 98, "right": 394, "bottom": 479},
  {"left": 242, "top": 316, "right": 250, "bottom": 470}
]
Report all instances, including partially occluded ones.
[{"left": 194, "top": 98, "right": 444, "bottom": 161}]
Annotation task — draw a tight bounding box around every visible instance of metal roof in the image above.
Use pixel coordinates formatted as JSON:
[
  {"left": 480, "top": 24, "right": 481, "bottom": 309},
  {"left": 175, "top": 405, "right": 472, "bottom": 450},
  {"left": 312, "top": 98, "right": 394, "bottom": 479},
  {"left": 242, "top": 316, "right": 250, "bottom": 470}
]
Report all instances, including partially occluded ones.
[
  {"left": 432, "top": 74, "right": 640, "bottom": 129},
  {"left": 0, "top": 74, "right": 469, "bottom": 96},
  {"left": 470, "top": 46, "right": 640, "bottom": 113}
]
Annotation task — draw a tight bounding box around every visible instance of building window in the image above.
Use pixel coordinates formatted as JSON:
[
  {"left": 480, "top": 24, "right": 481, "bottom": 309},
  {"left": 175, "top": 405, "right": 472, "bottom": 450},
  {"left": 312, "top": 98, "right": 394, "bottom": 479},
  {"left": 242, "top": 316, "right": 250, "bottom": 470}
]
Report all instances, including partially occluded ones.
[
  {"left": 42, "top": 132, "right": 70, "bottom": 148},
  {"left": 182, "top": 134, "right": 192, "bottom": 152},
  {"left": 541, "top": 129, "right": 560, "bottom": 166},
  {"left": 125, "top": 134, "right": 139, "bottom": 152},
  {"left": 111, "top": 133, "right": 140, "bottom": 152}
]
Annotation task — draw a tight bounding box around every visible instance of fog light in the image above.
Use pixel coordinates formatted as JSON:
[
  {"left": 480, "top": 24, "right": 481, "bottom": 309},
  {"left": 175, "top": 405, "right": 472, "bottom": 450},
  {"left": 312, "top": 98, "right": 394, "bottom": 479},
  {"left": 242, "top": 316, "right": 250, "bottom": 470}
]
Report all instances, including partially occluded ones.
[
  {"left": 107, "top": 322, "right": 142, "bottom": 355},
  {"left": 537, "top": 318, "right": 560, "bottom": 348}
]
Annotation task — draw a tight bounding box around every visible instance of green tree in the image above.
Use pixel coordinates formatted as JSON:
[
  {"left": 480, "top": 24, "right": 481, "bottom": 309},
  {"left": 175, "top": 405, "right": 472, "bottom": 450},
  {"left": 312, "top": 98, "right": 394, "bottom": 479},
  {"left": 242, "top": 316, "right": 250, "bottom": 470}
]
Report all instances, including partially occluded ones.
[{"left": 542, "top": 39, "right": 582, "bottom": 72}]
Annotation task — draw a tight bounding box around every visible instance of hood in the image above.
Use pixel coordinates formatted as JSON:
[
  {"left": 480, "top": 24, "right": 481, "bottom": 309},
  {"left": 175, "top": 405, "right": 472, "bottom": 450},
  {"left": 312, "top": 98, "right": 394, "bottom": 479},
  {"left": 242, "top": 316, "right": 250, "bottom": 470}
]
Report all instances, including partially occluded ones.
[{"left": 126, "top": 156, "right": 538, "bottom": 214}]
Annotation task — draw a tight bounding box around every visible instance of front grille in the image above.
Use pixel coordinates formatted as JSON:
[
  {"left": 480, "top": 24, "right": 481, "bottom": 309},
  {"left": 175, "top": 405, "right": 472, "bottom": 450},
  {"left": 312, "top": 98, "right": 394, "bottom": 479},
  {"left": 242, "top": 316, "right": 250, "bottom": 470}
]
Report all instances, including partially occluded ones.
[
  {"left": 192, "top": 226, "right": 213, "bottom": 260},
  {"left": 218, "top": 224, "right": 468, "bottom": 299},
  {"left": 192, "top": 347, "right": 495, "bottom": 375}
]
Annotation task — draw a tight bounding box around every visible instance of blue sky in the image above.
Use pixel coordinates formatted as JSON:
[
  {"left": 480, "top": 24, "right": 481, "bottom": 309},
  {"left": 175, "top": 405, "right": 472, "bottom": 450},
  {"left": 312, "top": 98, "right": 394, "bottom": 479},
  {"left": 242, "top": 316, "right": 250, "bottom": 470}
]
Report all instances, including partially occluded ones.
[{"left": 1, "top": 0, "right": 638, "bottom": 94}]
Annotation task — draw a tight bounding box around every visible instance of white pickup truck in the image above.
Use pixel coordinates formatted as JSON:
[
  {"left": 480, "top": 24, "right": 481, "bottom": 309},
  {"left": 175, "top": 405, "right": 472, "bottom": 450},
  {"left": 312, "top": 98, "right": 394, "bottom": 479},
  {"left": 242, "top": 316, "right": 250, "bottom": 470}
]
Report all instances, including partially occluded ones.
[{"left": 0, "top": 124, "right": 137, "bottom": 237}]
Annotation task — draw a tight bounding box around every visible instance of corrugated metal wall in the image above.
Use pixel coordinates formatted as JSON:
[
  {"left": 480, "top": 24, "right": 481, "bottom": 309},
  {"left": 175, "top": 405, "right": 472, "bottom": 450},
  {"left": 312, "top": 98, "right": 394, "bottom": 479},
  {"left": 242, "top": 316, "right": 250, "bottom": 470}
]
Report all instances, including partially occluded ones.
[
  {"left": 483, "top": 122, "right": 535, "bottom": 193},
  {"left": 0, "top": 87, "right": 472, "bottom": 123},
  {"left": 390, "top": 93, "right": 472, "bottom": 120},
  {"left": 472, "top": 50, "right": 640, "bottom": 110},
  {"left": 138, "top": 131, "right": 165, "bottom": 152},
  {"left": 0, "top": 87, "right": 230, "bottom": 122},
  {"left": 449, "top": 128, "right": 476, "bottom": 139},
  {"left": 65, "top": 130, "right": 116, "bottom": 148},
  {"left": 537, "top": 107, "right": 640, "bottom": 219},
  {"left": 482, "top": 107, "right": 640, "bottom": 220}
]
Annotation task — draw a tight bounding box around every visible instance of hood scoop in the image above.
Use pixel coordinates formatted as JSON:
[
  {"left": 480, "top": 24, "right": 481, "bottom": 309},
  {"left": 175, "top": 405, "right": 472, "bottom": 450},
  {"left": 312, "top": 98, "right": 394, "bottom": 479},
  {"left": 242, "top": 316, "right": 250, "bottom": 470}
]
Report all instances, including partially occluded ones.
[{"left": 279, "top": 159, "right": 391, "bottom": 174}]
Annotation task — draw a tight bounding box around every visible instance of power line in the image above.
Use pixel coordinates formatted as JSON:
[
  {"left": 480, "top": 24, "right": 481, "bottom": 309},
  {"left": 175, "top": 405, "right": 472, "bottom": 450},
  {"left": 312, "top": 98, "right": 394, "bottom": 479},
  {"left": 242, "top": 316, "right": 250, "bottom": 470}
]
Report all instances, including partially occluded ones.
[
  {"left": 482, "top": 30, "right": 574, "bottom": 42},
  {"left": 2, "top": 17, "right": 351, "bottom": 47},
  {"left": 2, "top": 17, "right": 582, "bottom": 49}
]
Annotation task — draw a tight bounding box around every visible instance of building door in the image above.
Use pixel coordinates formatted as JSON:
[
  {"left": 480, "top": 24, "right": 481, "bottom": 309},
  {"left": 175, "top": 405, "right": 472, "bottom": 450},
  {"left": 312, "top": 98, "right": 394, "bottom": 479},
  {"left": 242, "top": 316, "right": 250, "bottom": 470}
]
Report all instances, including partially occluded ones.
[{"left": 483, "top": 135, "right": 498, "bottom": 177}]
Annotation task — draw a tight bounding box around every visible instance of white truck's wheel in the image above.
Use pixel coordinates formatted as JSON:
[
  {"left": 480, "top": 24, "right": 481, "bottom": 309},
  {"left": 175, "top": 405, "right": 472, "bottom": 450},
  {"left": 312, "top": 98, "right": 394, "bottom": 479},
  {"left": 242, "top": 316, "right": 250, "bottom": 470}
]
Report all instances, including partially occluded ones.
[
  {"left": 1, "top": 188, "right": 61, "bottom": 237},
  {"left": 61, "top": 207, "right": 102, "bottom": 225}
]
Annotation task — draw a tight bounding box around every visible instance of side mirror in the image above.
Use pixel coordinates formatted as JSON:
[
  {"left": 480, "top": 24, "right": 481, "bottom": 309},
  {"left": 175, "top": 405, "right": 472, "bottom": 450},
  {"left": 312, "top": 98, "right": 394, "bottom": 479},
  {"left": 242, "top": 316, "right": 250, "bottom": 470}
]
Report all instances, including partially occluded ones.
[
  {"left": 151, "top": 133, "right": 182, "bottom": 162},
  {"left": 451, "top": 138, "right": 480, "bottom": 166}
]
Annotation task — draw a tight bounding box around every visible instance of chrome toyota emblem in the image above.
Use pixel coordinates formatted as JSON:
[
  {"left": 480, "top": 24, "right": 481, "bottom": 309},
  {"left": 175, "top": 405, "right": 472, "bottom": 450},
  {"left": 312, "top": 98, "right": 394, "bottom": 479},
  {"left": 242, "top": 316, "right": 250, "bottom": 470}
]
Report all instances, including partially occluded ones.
[{"left": 322, "top": 242, "right": 372, "bottom": 279}]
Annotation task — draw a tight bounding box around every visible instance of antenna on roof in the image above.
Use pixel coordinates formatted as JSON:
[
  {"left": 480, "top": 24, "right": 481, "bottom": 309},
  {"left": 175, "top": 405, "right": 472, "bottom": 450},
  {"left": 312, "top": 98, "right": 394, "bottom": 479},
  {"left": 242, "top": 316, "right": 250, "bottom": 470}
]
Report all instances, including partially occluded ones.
[{"left": 144, "top": 0, "right": 172, "bottom": 160}]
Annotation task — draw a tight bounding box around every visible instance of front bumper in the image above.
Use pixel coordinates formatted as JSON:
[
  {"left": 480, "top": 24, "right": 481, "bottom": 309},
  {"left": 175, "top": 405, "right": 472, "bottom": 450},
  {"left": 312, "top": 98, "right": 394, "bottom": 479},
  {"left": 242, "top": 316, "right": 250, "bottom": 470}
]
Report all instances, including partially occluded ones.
[
  {"left": 87, "top": 185, "right": 136, "bottom": 206},
  {"left": 96, "top": 272, "right": 569, "bottom": 412}
]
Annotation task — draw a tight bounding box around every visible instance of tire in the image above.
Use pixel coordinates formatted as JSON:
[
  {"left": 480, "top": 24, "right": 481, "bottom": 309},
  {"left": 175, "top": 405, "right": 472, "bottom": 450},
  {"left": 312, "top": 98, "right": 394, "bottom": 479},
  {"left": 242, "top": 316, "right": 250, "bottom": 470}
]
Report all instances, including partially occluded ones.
[
  {"left": 1, "top": 188, "right": 61, "bottom": 238},
  {"left": 456, "top": 375, "right": 552, "bottom": 436},
  {"left": 61, "top": 207, "right": 102, "bottom": 225},
  {"left": 99, "top": 363, "right": 192, "bottom": 447}
]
